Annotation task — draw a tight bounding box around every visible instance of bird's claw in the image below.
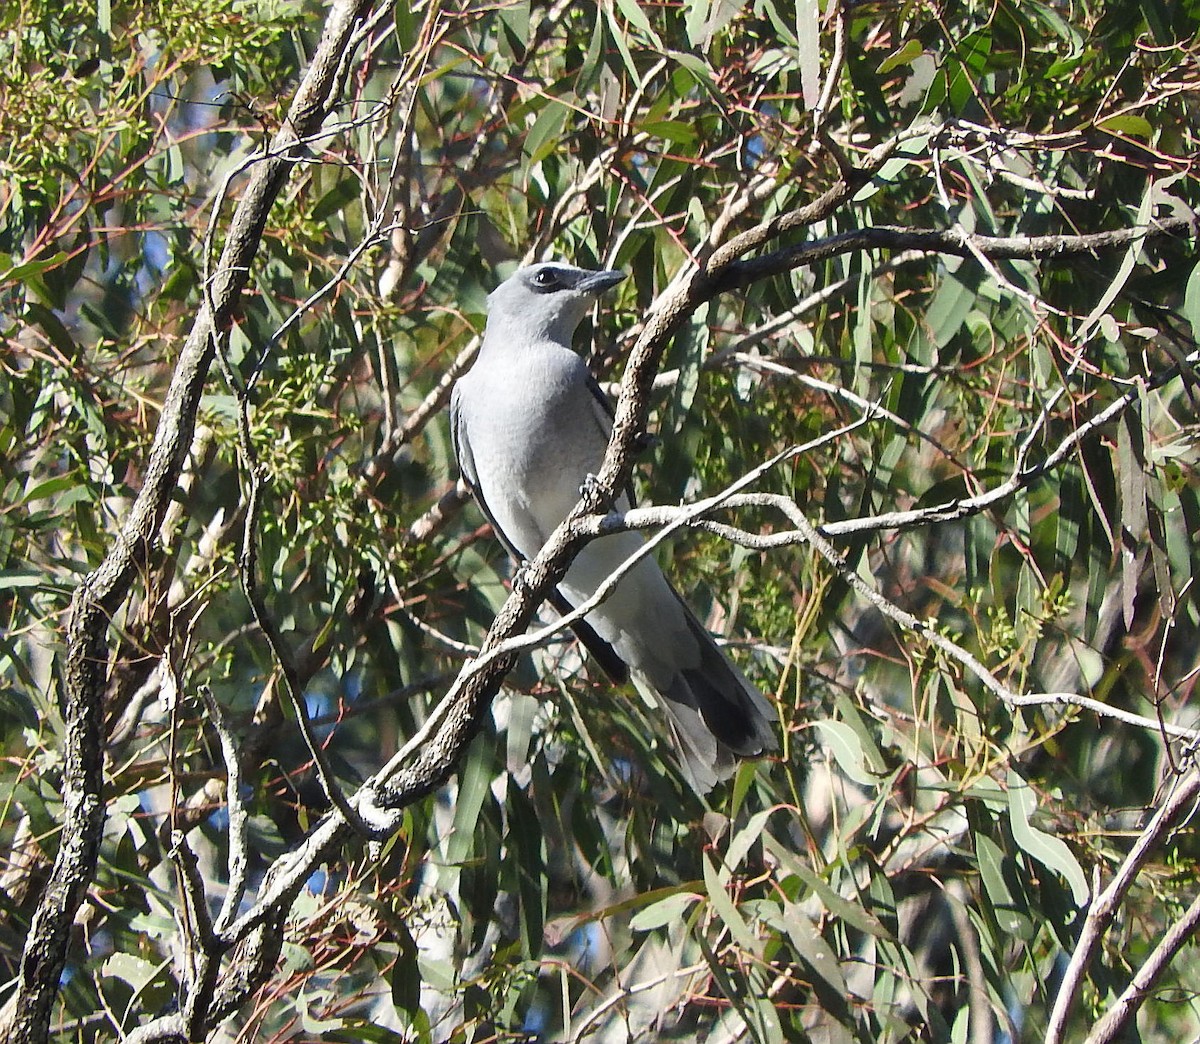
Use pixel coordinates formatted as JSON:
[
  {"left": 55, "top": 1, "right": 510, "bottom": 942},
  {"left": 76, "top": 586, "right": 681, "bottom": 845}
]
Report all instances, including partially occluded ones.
[
  {"left": 579, "top": 472, "right": 603, "bottom": 500},
  {"left": 511, "top": 560, "right": 532, "bottom": 592}
]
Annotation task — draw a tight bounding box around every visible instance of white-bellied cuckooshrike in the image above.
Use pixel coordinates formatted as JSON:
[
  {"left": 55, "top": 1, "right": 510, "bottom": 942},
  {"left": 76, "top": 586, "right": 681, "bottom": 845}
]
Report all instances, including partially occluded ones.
[{"left": 450, "top": 261, "right": 777, "bottom": 792}]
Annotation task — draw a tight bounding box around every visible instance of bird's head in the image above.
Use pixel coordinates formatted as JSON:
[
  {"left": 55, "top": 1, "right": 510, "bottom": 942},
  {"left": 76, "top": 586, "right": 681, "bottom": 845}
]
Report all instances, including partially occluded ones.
[{"left": 485, "top": 261, "right": 626, "bottom": 345}]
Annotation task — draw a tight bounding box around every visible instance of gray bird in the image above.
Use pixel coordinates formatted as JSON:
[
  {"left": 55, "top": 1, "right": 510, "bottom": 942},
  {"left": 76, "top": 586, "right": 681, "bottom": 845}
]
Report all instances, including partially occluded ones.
[{"left": 450, "top": 261, "right": 777, "bottom": 792}]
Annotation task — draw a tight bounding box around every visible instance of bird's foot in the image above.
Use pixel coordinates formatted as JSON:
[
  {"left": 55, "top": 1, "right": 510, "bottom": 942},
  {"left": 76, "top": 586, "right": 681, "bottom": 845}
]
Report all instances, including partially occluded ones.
[{"left": 510, "top": 560, "right": 532, "bottom": 593}]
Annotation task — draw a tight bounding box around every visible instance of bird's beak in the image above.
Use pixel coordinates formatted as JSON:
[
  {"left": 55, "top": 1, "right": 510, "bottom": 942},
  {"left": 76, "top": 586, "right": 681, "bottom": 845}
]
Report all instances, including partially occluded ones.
[{"left": 576, "top": 269, "right": 626, "bottom": 295}]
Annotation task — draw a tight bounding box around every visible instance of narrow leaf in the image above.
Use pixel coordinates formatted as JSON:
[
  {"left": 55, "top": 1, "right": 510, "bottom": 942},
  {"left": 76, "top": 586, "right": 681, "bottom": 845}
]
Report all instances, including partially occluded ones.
[
  {"left": 813, "top": 719, "right": 876, "bottom": 787},
  {"left": 629, "top": 891, "right": 701, "bottom": 931},
  {"left": 724, "top": 807, "right": 773, "bottom": 872},
  {"left": 764, "top": 835, "right": 890, "bottom": 938},
  {"left": 1, "top": 251, "right": 68, "bottom": 286},
  {"left": 781, "top": 905, "right": 847, "bottom": 996},
  {"left": 703, "top": 852, "right": 758, "bottom": 952},
  {"left": 878, "top": 39, "right": 924, "bottom": 75},
  {"left": 1184, "top": 260, "right": 1200, "bottom": 343},
  {"left": 975, "top": 831, "right": 1034, "bottom": 940},
  {"left": 1007, "top": 770, "right": 1089, "bottom": 906},
  {"left": 1095, "top": 113, "right": 1154, "bottom": 139}
]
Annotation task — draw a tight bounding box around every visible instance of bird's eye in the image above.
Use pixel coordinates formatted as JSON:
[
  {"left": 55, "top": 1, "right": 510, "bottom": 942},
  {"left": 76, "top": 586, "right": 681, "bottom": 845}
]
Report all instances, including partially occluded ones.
[{"left": 531, "top": 269, "right": 560, "bottom": 291}]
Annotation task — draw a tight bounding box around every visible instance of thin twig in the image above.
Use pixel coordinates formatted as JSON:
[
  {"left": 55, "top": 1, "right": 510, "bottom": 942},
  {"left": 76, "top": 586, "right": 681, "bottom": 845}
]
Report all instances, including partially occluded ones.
[
  {"left": 571, "top": 489, "right": 1200, "bottom": 742},
  {"left": 568, "top": 961, "right": 710, "bottom": 1042},
  {"left": 813, "top": 0, "right": 847, "bottom": 126},
  {"left": 821, "top": 347, "right": 1199, "bottom": 538},
  {"left": 238, "top": 461, "right": 378, "bottom": 837},
  {"left": 201, "top": 685, "right": 253, "bottom": 939},
  {"left": 729, "top": 352, "right": 962, "bottom": 465}
]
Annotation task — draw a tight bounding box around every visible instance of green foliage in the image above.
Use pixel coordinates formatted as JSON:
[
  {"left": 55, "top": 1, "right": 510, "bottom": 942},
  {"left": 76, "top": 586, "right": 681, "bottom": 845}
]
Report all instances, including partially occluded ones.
[{"left": 2, "top": 0, "right": 1200, "bottom": 1040}]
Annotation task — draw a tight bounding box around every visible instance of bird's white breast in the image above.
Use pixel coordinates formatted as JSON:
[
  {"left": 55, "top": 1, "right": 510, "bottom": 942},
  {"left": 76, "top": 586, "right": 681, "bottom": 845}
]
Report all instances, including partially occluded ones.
[{"left": 461, "top": 340, "right": 609, "bottom": 555}]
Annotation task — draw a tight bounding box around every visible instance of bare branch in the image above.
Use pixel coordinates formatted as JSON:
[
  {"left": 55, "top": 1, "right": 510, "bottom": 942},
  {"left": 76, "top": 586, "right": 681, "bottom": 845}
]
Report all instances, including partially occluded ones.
[
  {"left": 728, "top": 351, "right": 963, "bottom": 465},
  {"left": 1047, "top": 766, "right": 1200, "bottom": 1044},
  {"left": 812, "top": 0, "right": 849, "bottom": 133},
  {"left": 167, "top": 831, "right": 226, "bottom": 1038},
  {"left": 821, "top": 348, "right": 1199, "bottom": 538},
  {"left": 716, "top": 214, "right": 1197, "bottom": 293},
  {"left": 201, "top": 684, "right": 252, "bottom": 940},
  {"left": 574, "top": 489, "right": 1200, "bottom": 743},
  {"left": 1085, "top": 885, "right": 1200, "bottom": 1044}
]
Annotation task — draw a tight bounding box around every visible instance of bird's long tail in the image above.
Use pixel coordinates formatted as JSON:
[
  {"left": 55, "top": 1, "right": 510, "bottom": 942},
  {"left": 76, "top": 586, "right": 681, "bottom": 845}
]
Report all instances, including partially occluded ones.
[{"left": 642, "top": 603, "right": 777, "bottom": 793}]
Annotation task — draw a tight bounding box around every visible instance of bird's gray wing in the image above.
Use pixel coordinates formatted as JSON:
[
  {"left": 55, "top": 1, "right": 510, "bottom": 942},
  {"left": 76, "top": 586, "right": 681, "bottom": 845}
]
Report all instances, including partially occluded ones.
[
  {"left": 451, "top": 380, "right": 630, "bottom": 684},
  {"left": 451, "top": 380, "right": 525, "bottom": 563}
]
